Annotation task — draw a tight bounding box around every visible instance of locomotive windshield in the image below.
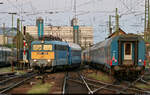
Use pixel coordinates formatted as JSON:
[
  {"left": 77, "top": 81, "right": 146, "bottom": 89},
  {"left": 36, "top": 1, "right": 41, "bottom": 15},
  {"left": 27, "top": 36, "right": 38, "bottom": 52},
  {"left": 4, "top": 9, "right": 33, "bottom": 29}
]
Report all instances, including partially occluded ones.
[
  {"left": 43, "top": 45, "right": 52, "bottom": 50},
  {"left": 32, "top": 44, "right": 52, "bottom": 51}
]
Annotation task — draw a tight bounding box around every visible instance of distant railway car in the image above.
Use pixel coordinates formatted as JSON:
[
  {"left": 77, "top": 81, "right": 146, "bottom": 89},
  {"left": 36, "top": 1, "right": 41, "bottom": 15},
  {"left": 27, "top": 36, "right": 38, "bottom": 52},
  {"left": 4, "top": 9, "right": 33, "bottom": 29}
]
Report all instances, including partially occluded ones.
[
  {"left": 68, "top": 43, "right": 81, "bottom": 68},
  {"left": 82, "top": 48, "right": 90, "bottom": 64},
  {"left": 82, "top": 34, "right": 146, "bottom": 77},
  {"left": 0, "top": 47, "right": 17, "bottom": 67},
  {"left": 30, "top": 40, "right": 81, "bottom": 72}
]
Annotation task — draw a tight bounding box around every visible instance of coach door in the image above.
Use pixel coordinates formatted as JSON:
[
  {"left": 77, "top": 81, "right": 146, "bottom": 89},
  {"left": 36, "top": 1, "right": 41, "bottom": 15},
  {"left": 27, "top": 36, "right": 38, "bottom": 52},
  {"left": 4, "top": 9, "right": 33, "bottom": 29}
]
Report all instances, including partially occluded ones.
[
  {"left": 122, "top": 42, "right": 134, "bottom": 65},
  {"left": 124, "top": 43, "right": 132, "bottom": 60}
]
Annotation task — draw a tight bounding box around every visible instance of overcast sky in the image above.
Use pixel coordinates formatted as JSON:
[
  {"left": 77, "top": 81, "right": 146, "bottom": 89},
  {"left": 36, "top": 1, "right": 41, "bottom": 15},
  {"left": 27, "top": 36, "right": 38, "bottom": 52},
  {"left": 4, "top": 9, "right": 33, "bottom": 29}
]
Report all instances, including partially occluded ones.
[{"left": 0, "top": 0, "right": 145, "bottom": 43}]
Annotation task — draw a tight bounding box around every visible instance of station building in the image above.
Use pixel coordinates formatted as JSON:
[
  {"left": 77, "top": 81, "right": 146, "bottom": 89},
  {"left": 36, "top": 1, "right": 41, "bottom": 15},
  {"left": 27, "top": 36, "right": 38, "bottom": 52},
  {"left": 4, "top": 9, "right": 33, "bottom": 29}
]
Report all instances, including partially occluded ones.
[
  {"left": 26, "top": 25, "right": 93, "bottom": 48},
  {"left": 0, "top": 27, "right": 17, "bottom": 45}
]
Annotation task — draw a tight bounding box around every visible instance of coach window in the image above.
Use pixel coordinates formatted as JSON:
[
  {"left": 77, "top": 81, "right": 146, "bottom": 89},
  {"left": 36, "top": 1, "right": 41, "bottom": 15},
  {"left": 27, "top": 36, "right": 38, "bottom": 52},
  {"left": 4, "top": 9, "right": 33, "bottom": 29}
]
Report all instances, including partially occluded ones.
[
  {"left": 125, "top": 43, "right": 131, "bottom": 55},
  {"left": 43, "top": 45, "right": 52, "bottom": 50},
  {"left": 55, "top": 45, "right": 68, "bottom": 50},
  {"left": 32, "top": 45, "right": 42, "bottom": 50}
]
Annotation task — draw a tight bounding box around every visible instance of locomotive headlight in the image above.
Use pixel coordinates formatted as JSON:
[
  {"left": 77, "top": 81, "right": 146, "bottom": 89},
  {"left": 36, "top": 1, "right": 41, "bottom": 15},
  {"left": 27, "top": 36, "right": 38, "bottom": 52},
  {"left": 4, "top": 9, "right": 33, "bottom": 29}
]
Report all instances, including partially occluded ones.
[
  {"left": 33, "top": 59, "right": 37, "bottom": 62},
  {"left": 48, "top": 60, "right": 51, "bottom": 62},
  {"left": 139, "top": 59, "right": 142, "bottom": 62}
]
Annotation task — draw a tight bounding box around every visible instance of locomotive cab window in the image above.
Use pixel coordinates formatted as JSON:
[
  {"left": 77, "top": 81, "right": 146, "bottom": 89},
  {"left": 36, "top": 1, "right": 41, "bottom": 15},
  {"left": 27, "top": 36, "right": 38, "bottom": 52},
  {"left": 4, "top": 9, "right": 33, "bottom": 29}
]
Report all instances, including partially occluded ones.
[
  {"left": 43, "top": 45, "right": 52, "bottom": 50},
  {"left": 32, "top": 45, "right": 42, "bottom": 50},
  {"left": 125, "top": 43, "right": 131, "bottom": 55}
]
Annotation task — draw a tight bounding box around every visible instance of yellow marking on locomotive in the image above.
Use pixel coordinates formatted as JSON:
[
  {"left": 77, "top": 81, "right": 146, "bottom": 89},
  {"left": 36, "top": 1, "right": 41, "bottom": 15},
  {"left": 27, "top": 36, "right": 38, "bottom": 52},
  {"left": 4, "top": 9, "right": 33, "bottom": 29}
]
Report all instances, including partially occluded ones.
[{"left": 31, "top": 52, "right": 55, "bottom": 60}]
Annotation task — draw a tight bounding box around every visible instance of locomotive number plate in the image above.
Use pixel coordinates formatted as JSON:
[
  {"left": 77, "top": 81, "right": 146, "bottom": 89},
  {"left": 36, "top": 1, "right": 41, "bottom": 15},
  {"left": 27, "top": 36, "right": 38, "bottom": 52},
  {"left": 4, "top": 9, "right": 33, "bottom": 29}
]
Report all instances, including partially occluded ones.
[{"left": 37, "top": 52, "right": 48, "bottom": 55}]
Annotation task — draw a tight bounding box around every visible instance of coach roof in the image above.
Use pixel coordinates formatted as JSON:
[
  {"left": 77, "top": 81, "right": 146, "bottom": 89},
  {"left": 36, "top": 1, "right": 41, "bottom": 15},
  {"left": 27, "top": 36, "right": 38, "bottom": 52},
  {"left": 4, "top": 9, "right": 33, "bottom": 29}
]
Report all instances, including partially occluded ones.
[
  {"left": 68, "top": 43, "right": 81, "bottom": 50},
  {"left": 31, "top": 40, "right": 68, "bottom": 46}
]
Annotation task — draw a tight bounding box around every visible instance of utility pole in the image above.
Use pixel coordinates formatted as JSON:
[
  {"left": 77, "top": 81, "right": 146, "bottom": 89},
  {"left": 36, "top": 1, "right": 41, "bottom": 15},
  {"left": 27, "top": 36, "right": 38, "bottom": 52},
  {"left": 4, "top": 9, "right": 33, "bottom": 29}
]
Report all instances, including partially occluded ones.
[
  {"left": 8, "top": 12, "right": 16, "bottom": 72},
  {"left": 115, "top": 8, "right": 119, "bottom": 35},
  {"left": 144, "top": 0, "right": 150, "bottom": 41},
  {"left": 0, "top": 3, "right": 4, "bottom": 45},
  {"left": 72, "top": 0, "right": 80, "bottom": 45},
  {"left": 0, "top": 1, "right": 4, "bottom": 45},
  {"left": 8, "top": 12, "right": 17, "bottom": 47},
  {"left": 74, "top": 0, "right": 77, "bottom": 18},
  {"left": 20, "top": 19, "right": 25, "bottom": 49},
  {"left": 17, "top": 18, "right": 20, "bottom": 62},
  {"left": 109, "top": 15, "right": 112, "bottom": 35},
  {"left": 144, "top": 0, "right": 150, "bottom": 66},
  {"left": 3, "top": 23, "right": 5, "bottom": 46}
]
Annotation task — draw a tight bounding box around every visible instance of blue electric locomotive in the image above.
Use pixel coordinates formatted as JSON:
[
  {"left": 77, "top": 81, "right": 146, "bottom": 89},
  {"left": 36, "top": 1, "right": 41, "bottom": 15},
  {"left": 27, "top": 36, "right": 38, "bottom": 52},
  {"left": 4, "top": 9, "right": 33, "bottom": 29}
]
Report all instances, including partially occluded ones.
[
  {"left": 30, "top": 40, "right": 81, "bottom": 72},
  {"left": 83, "top": 34, "right": 146, "bottom": 77}
]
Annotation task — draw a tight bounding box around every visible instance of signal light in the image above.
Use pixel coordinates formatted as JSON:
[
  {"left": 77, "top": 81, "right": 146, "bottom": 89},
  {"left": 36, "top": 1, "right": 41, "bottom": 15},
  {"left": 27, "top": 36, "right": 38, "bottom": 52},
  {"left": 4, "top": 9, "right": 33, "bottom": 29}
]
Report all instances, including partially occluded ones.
[
  {"left": 144, "top": 60, "right": 146, "bottom": 66},
  {"left": 110, "top": 60, "right": 112, "bottom": 66},
  {"left": 112, "top": 57, "right": 115, "bottom": 61}
]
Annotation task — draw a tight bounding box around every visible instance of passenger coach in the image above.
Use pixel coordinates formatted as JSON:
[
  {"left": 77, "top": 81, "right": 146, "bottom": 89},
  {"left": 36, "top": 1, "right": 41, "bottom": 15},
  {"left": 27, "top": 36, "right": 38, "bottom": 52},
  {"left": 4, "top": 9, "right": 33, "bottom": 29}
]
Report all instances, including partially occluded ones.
[
  {"left": 83, "top": 34, "right": 146, "bottom": 77},
  {"left": 68, "top": 43, "right": 81, "bottom": 68}
]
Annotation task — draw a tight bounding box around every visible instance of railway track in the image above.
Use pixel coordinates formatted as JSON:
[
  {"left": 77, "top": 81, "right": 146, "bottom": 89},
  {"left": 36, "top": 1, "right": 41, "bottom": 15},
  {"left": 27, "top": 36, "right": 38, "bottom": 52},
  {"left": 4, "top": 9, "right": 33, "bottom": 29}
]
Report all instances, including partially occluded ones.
[
  {"left": 62, "top": 71, "right": 119, "bottom": 94},
  {"left": 0, "top": 72, "right": 16, "bottom": 76},
  {"left": 62, "top": 70, "right": 150, "bottom": 94},
  {"left": 143, "top": 68, "right": 150, "bottom": 81},
  {"left": 0, "top": 72, "right": 37, "bottom": 94},
  {"left": 0, "top": 72, "right": 16, "bottom": 81},
  {"left": 84, "top": 76, "right": 150, "bottom": 94},
  {"left": 62, "top": 71, "right": 90, "bottom": 94},
  {"left": 62, "top": 72, "right": 68, "bottom": 94}
]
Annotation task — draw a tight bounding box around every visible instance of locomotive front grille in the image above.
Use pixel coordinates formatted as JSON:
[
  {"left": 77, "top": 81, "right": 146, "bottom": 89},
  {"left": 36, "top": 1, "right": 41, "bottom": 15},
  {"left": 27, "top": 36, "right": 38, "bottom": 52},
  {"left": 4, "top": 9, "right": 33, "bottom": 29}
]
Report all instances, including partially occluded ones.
[{"left": 30, "top": 59, "right": 53, "bottom": 67}]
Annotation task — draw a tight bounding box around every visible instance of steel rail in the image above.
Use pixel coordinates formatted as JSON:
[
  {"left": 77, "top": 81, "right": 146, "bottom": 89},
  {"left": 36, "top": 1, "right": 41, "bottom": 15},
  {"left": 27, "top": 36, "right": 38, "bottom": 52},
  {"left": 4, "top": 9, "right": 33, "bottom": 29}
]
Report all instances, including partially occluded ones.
[
  {"left": 62, "top": 72, "right": 68, "bottom": 95},
  {"left": 0, "top": 73, "right": 37, "bottom": 94},
  {"left": 140, "top": 79, "right": 150, "bottom": 85},
  {"left": 83, "top": 76, "right": 150, "bottom": 94},
  {"left": 120, "top": 75, "right": 144, "bottom": 92},
  {"left": 82, "top": 78, "right": 125, "bottom": 94},
  {"left": 77, "top": 72, "right": 93, "bottom": 94},
  {"left": 1, "top": 75, "right": 17, "bottom": 78},
  {"left": 0, "top": 72, "right": 34, "bottom": 85},
  {"left": 92, "top": 84, "right": 115, "bottom": 93},
  {"left": 0, "top": 75, "right": 20, "bottom": 85},
  {"left": 68, "top": 78, "right": 123, "bottom": 93},
  {"left": 0, "top": 72, "right": 16, "bottom": 76}
]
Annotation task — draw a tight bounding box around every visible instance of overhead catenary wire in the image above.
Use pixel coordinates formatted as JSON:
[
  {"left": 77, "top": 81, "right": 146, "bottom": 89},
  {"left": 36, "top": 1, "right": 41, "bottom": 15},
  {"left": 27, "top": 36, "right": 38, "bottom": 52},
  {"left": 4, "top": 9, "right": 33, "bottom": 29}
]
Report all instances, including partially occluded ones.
[{"left": 0, "top": 0, "right": 146, "bottom": 42}]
